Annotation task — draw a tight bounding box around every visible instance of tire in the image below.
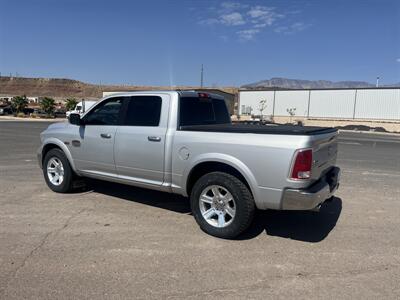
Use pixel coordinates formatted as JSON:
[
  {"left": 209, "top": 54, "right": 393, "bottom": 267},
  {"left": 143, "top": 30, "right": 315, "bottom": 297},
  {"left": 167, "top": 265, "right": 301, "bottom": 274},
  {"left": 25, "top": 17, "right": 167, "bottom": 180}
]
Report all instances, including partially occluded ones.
[
  {"left": 190, "top": 171, "right": 255, "bottom": 239},
  {"left": 43, "top": 148, "right": 74, "bottom": 193}
]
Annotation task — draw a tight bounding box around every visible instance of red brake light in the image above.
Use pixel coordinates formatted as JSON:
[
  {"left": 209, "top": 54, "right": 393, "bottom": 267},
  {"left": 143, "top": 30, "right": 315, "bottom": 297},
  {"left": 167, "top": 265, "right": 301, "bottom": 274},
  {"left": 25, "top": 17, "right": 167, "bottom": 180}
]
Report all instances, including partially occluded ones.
[
  {"left": 198, "top": 92, "right": 210, "bottom": 98},
  {"left": 290, "top": 149, "right": 313, "bottom": 180}
]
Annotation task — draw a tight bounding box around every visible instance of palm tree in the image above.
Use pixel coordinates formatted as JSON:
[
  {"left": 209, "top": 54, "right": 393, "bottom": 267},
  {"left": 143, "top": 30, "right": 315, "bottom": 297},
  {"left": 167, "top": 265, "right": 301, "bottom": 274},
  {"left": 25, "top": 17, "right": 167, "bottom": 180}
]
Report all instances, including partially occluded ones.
[
  {"left": 65, "top": 98, "right": 78, "bottom": 111},
  {"left": 11, "top": 95, "right": 28, "bottom": 113},
  {"left": 40, "top": 97, "right": 56, "bottom": 117}
]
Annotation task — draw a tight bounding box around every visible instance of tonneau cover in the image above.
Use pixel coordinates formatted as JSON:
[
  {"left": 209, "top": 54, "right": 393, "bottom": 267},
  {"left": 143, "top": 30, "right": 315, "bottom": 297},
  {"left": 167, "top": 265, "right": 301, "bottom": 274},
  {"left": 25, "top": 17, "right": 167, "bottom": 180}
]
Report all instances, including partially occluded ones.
[{"left": 179, "top": 123, "right": 337, "bottom": 136}]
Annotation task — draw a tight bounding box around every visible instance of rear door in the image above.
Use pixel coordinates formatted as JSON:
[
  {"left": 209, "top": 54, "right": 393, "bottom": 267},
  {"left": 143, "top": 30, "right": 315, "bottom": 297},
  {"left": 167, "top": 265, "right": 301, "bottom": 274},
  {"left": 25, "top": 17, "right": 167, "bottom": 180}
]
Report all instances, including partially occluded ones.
[
  {"left": 114, "top": 94, "right": 170, "bottom": 185},
  {"left": 71, "top": 97, "right": 124, "bottom": 177}
]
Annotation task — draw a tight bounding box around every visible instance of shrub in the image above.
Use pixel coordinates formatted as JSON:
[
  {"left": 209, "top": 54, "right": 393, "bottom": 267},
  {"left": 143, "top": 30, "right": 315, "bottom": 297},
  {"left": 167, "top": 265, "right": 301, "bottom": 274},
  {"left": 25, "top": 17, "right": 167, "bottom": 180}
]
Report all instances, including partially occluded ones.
[
  {"left": 40, "top": 97, "right": 56, "bottom": 117},
  {"left": 65, "top": 98, "right": 78, "bottom": 111},
  {"left": 11, "top": 95, "right": 28, "bottom": 113},
  {"left": 17, "top": 112, "right": 26, "bottom": 118}
]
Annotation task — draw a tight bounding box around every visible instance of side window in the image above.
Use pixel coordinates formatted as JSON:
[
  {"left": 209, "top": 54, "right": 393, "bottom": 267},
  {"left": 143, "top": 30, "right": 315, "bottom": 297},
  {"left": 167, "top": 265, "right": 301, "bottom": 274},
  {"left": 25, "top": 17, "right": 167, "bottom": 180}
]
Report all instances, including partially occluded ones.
[
  {"left": 123, "top": 96, "right": 162, "bottom": 126},
  {"left": 179, "top": 97, "right": 231, "bottom": 126},
  {"left": 84, "top": 97, "right": 123, "bottom": 125}
]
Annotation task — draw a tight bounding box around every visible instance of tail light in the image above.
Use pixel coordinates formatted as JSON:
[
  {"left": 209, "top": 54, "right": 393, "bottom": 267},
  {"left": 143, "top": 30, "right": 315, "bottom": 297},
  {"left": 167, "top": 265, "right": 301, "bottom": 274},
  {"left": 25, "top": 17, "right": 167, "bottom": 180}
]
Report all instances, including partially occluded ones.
[
  {"left": 198, "top": 92, "right": 210, "bottom": 98},
  {"left": 290, "top": 149, "right": 313, "bottom": 180}
]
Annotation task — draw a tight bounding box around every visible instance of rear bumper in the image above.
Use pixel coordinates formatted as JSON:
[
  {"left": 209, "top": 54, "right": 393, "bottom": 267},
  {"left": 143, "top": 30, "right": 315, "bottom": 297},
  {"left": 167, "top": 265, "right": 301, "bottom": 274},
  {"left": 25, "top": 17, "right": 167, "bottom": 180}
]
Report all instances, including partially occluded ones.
[{"left": 281, "top": 167, "right": 341, "bottom": 210}]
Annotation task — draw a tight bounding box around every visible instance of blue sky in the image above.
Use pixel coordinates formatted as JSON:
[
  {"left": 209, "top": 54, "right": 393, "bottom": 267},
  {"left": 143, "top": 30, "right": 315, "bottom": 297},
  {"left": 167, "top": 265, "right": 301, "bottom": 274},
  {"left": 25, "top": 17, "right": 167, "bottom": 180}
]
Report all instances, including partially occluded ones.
[{"left": 0, "top": 0, "right": 399, "bottom": 86}]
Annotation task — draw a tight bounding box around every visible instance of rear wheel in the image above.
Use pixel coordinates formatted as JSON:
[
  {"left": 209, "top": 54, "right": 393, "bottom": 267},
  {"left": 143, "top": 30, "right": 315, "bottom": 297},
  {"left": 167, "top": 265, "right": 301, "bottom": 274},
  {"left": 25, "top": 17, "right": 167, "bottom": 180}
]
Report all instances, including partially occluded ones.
[
  {"left": 43, "top": 148, "right": 74, "bottom": 193},
  {"left": 190, "top": 172, "right": 255, "bottom": 239}
]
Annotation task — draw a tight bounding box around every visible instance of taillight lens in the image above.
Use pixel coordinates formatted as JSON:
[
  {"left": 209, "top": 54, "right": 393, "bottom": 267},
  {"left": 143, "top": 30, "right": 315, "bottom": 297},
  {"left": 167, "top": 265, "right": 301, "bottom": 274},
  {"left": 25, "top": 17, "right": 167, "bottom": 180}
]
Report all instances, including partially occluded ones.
[
  {"left": 290, "top": 149, "right": 313, "bottom": 180},
  {"left": 198, "top": 92, "right": 210, "bottom": 98}
]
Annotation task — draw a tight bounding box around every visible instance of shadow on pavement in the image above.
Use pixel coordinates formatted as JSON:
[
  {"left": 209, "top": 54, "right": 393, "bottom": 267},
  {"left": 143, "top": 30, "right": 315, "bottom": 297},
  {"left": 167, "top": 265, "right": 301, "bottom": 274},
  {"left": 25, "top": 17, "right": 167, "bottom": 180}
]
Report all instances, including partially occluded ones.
[
  {"left": 238, "top": 197, "right": 342, "bottom": 242},
  {"left": 80, "top": 179, "right": 341, "bottom": 242},
  {"left": 84, "top": 179, "right": 191, "bottom": 214}
]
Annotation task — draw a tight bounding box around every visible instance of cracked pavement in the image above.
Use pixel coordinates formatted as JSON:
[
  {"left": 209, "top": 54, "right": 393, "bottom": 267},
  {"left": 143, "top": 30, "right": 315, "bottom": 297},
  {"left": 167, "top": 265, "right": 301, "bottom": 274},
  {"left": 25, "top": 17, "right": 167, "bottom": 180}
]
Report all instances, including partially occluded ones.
[{"left": 0, "top": 121, "right": 399, "bottom": 299}]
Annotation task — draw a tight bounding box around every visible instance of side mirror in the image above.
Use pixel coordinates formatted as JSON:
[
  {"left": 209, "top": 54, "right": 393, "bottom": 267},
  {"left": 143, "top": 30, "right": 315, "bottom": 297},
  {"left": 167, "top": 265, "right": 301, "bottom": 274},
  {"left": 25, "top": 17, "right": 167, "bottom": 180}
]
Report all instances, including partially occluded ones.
[{"left": 69, "top": 113, "right": 83, "bottom": 126}]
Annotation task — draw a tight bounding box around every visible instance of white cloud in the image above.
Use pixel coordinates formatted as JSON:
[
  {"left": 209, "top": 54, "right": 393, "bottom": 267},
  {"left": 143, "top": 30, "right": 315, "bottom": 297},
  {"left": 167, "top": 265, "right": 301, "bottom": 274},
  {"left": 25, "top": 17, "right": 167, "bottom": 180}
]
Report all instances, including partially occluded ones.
[
  {"left": 221, "top": 2, "right": 240, "bottom": 10},
  {"left": 220, "top": 12, "right": 245, "bottom": 26},
  {"left": 198, "top": 18, "right": 219, "bottom": 25},
  {"left": 220, "top": 2, "right": 248, "bottom": 12},
  {"left": 196, "top": 2, "right": 309, "bottom": 41},
  {"left": 247, "top": 5, "right": 284, "bottom": 27},
  {"left": 237, "top": 29, "right": 260, "bottom": 41},
  {"left": 291, "top": 22, "right": 308, "bottom": 31},
  {"left": 274, "top": 22, "right": 309, "bottom": 34},
  {"left": 248, "top": 6, "right": 273, "bottom": 18},
  {"left": 253, "top": 23, "right": 267, "bottom": 28}
]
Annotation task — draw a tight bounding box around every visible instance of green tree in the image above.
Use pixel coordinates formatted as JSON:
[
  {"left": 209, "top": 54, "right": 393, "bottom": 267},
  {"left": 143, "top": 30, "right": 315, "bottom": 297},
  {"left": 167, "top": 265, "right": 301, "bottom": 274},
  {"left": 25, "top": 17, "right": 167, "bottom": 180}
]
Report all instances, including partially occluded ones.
[
  {"left": 40, "top": 97, "right": 56, "bottom": 117},
  {"left": 65, "top": 98, "right": 78, "bottom": 111},
  {"left": 11, "top": 95, "right": 28, "bottom": 114}
]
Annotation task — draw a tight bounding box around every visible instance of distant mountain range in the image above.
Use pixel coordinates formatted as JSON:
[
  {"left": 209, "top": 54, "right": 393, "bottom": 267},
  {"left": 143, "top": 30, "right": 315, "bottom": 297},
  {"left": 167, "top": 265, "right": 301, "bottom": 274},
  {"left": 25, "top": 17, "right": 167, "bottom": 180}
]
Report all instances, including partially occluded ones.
[{"left": 241, "top": 77, "right": 400, "bottom": 89}]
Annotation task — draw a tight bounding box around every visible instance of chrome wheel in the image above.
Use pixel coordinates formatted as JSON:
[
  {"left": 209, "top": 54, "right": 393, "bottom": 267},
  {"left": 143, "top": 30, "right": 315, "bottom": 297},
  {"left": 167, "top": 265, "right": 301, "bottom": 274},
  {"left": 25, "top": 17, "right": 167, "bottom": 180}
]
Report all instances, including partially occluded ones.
[
  {"left": 199, "top": 185, "right": 236, "bottom": 228},
  {"left": 46, "top": 157, "right": 64, "bottom": 186}
]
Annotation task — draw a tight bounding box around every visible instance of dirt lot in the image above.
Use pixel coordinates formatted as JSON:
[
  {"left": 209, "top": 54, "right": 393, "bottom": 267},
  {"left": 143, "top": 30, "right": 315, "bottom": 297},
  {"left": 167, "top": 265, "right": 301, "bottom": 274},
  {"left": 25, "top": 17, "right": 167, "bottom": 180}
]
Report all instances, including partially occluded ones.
[{"left": 0, "top": 121, "right": 399, "bottom": 299}]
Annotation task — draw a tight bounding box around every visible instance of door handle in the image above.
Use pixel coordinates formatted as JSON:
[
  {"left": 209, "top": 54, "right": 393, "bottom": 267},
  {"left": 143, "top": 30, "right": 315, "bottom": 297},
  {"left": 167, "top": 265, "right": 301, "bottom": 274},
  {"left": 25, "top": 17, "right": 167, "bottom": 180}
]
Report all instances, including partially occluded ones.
[
  {"left": 148, "top": 136, "right": 161, "bottom": 142},
  {"left": 100, "top": 133, "right": 112, "bottom": 139}
]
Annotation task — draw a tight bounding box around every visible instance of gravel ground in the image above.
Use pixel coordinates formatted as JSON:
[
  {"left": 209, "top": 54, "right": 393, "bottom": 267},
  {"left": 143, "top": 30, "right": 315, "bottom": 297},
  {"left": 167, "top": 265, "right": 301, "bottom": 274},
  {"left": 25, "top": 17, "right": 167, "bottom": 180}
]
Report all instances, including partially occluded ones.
[{"left": 0, "top": 121, "right": 399, "bottom": 299}]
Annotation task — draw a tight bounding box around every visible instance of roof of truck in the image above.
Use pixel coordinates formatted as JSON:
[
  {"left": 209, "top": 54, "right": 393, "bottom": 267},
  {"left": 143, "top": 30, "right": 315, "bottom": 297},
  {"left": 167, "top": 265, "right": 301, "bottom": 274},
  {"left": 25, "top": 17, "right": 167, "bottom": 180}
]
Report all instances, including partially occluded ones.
[{"left": 102, "top": 90, "right": 224, "bottom": 100}]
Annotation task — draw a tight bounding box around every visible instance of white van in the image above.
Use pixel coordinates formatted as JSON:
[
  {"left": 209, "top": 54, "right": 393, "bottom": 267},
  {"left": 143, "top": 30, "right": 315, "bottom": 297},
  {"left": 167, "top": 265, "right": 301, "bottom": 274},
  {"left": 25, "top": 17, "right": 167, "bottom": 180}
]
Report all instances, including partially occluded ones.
[{"left": 66, "top": 100, "right": 97, "bottom": 118}]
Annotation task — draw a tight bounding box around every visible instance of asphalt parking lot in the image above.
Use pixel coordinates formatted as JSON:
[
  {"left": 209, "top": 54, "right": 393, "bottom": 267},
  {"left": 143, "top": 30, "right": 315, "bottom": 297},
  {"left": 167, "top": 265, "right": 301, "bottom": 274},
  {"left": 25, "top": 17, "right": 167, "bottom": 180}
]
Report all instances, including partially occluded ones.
[{"left": 0, "top": 121, "right": 399, "bottom": 299}]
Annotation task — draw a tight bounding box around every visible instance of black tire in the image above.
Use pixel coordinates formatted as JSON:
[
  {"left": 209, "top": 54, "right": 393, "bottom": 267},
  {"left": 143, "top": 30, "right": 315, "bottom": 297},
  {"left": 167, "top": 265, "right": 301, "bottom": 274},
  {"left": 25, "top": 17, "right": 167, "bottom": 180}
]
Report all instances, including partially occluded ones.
[
  {"left": 190, "top": 171, "right": 255, "bottom": 239},
  {"left": 43, "top": 148, "right": 74, "bottom": 193}
]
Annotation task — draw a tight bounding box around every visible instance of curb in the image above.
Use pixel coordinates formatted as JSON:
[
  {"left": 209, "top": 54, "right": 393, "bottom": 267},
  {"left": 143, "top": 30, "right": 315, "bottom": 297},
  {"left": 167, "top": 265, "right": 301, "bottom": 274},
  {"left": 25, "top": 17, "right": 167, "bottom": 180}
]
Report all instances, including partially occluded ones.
[
  {"left": 0, "top": 117, "right": 65, "bottom": 122},
  {"left": 338, "top": 129, "right": 400, "bottom": 136}
]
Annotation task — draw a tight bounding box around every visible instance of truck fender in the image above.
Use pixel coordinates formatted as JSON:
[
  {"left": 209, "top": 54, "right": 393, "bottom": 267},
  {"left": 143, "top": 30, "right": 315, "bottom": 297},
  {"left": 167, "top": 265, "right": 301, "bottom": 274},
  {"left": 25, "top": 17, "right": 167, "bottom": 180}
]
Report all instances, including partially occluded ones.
[
  {"left": 42, "top": 138, "right": 79, "bottom": 174},
  {"left": 182, "top": 153, "right": 261, "bottom": 206}
]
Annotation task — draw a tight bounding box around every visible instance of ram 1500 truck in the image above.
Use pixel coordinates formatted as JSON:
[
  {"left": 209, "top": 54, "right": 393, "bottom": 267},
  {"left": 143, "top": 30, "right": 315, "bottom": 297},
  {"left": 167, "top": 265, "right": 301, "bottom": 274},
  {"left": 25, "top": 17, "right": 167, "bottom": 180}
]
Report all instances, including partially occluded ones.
[{"left": 38, "top": 91, "right": 340, "bottom": 238}]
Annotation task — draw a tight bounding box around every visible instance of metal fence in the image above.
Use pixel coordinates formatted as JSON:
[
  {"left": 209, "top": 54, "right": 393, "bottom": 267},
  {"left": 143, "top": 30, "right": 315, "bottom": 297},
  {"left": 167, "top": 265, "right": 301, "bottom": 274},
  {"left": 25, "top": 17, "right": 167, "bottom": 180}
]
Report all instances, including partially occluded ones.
[{"left": 239, "top": 88, "right": 400, "bottom": 120}]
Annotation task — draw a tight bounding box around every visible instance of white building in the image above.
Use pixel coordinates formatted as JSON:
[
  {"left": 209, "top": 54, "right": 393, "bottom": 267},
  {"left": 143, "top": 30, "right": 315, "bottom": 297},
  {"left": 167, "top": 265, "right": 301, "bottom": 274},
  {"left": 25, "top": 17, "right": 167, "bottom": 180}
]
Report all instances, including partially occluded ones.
[
  {"left": 0, "top": 95, "right": 39, "bottom": 103},
  {"left": 27, "top": 97, "right": 39, "bottom": 104},
  {"left": 239, "top": 87, "right": 400, "bottom": 121}
]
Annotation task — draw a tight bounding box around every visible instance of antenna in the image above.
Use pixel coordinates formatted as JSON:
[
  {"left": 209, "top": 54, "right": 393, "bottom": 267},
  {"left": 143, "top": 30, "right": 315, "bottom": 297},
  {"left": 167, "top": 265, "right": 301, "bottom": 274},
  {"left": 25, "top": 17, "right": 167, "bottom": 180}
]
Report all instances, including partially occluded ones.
[{"left": 200, "top": 64, "right": 204, "bottom": 88}]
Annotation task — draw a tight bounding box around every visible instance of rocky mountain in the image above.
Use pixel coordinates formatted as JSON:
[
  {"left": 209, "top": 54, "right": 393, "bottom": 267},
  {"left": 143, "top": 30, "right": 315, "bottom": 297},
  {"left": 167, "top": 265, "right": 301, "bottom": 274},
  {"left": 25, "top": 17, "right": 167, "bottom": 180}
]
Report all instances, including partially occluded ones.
[
  {"left": 0, "top": 76, "right": 238, "bottom": 99},
  {"left": 241, "top": 77, "right": 381, "bottom": 89}
]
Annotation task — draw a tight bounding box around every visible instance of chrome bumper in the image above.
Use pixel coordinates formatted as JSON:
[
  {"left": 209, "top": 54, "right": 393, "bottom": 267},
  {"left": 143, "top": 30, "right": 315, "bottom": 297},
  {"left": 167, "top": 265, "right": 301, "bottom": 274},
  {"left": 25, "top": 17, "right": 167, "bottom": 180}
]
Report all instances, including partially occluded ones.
[{"left": 281, "top": 167, "right": 341, "bottom": 210}]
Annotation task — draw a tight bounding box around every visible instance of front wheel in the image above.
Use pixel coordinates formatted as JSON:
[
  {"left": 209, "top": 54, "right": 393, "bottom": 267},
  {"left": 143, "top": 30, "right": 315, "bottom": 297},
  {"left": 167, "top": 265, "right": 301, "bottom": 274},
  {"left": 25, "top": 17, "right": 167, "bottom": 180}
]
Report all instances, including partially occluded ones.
[
  {"left": 43, "top": 148, "right": 74, "bottom": 193},
  {"left": 190, "top": 172, "right": 255, "bottom": 239}
]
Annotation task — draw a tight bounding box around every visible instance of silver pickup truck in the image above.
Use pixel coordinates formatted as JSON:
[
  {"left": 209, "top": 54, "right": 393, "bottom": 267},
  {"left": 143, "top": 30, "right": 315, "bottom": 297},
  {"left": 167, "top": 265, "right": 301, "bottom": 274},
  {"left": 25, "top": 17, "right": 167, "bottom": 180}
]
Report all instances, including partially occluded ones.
[{"left": 38, "top": 91, "right": 340, "bottom": 238}]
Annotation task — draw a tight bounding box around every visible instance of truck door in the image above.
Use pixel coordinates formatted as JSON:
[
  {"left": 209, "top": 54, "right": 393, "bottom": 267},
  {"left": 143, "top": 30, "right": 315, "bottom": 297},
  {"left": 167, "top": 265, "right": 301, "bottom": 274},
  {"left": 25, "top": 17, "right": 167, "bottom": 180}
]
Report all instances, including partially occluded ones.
[
  {"left": 114, "top": 95, "right": 170, "bottom": 186},
  {"left": 70, "top": 97, "right": 124, "bottom": 177}
]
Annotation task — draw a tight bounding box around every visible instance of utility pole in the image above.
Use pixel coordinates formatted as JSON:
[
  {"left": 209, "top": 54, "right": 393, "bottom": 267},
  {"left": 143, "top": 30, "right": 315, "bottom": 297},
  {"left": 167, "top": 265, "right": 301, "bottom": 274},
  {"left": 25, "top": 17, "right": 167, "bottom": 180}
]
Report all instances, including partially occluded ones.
[
  {"left": 200, "top": 64, "right": 204, "bottom": 88},
  {"left": 376, "top": 76, "right": 380, "bottom": 87}
]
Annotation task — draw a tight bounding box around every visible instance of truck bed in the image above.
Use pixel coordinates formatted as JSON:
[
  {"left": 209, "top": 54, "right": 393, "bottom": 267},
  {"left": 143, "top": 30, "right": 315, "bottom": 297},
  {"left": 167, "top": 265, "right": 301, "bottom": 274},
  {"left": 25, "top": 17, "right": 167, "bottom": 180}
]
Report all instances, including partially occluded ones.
[{"left": 179, "top": 123, "right": 337, "bottom": 136}]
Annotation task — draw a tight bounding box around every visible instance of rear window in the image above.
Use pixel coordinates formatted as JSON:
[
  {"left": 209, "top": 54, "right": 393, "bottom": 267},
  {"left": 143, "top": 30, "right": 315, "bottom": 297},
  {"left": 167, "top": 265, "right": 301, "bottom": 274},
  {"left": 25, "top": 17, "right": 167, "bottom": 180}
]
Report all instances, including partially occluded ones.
[
  {"left": 179, "top": 97, "right": 230, "bottom": 126},
  {"left": 123, "top": 96, "right": 162, "bottom": 126}
]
